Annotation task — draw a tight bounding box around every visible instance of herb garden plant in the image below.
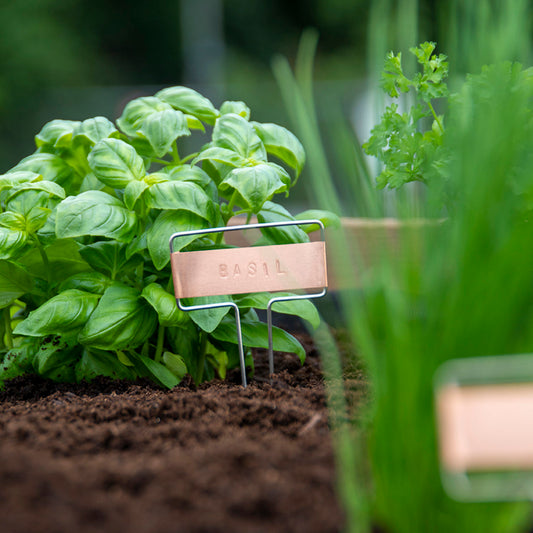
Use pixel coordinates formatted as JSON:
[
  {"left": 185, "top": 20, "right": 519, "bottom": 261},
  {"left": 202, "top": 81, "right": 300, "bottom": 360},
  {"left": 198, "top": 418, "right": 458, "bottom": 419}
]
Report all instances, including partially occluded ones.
[{"left": 0, "top": 87, "right": 334, "bottom": 388}]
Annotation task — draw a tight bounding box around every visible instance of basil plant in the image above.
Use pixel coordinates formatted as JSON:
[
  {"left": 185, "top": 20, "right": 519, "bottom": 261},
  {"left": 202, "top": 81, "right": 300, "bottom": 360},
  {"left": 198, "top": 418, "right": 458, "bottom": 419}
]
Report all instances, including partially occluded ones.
[{"left": 0, "top": 87, "right": 336, "bottom": 388}]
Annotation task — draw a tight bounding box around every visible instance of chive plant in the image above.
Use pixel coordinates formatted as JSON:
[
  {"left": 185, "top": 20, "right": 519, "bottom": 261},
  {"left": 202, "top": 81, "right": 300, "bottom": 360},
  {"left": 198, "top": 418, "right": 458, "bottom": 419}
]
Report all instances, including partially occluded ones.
[{"left": 275, "top": 1, "right": 533, "bottom": 531}]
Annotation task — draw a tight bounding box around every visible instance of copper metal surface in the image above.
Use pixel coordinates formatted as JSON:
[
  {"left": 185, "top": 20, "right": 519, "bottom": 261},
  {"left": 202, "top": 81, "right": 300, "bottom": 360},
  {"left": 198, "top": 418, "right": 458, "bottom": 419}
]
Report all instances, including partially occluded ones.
[
  {"left": 437, "top": 383, "right": 533, "bottom": 472},
  {"left": 171, "top": 241, "right": 327, "bottom": 299}
]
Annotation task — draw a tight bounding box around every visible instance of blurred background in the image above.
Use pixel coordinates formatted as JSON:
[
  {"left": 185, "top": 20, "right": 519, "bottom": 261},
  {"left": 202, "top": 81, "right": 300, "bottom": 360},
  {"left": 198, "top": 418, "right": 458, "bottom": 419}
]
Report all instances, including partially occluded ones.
[{"left": 0, "top": 0, "right": 445, "bottom": 180}]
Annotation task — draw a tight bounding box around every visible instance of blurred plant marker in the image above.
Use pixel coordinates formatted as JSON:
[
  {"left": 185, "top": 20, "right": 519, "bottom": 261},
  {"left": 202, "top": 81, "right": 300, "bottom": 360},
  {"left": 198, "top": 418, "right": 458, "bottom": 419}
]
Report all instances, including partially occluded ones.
[{"left": 436, "top": 355, "right": 533, "bottom": 502}]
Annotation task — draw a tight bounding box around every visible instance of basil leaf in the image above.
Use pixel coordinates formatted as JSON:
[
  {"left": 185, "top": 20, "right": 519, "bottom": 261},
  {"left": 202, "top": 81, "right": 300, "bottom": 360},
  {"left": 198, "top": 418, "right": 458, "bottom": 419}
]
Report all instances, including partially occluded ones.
[
  {"left": 124, "top": 179, "right": 149, "bottom": 210},
  {"left": 88, "top": 138, "right": 146, "bottom": 188},
  {"left": 116, "top": 96, "right": 171, "bottom": 136},
  {"left": 192, "top": 146, "right": 247, "bottom": 168},
  {"left": 130, "top": 351, "right": 181, "bottom": 389},
  {"left": 146, "top": 180, "right": 217, "bottom": 223},
  {"left": 156, "top": 86, "right": 219, "bottom": 125},
  {"left": 220, "top": 163, "right": 290, "bottom": 213},
  {"left": 295, "top": 209, "right": 341, "bottom": 231},
  {"left": 9, "top": 153, "right": 81, "bottom": 193},
  {"left": 139, "top": 109, "right": 190, "bottom": 158},
  {"left": 0, "top": 227, "right": 27, "bottom": 260},
  {"left": 0, "top": 260, "right": 33, "bottom": 308},
  {"left": 147, "top": 210, "right": 208, "bottom": 270},
  {"left": 73, "top": 117, "right": 118, "bottom": 147},
  {"left": 58, "top": 271, "right": 111, "bottom": 295},
  {"left": 55, "top": 190, "right": 138, "bottom": 242},
  {"left": 252, "top": 122, "right": 305, "bottom": 178},
  {"left": 75, "top": 349, "right": 137, "bottom": 382},
  {"left": 79, "top": 241, "right": 143, "bottom": 279},
  {"left": 35, "top": 119, "right": 81, "bottom": 150},
  {"left": 32, "top": 333, "right": 80, "bottom": 377},
  {"left": 183, "top": 295, "right": 232, "bottom": 333},
  {"left": 161, "top": 165, "right": 213, "bottom": 188},
  {"left": 141, "top": 282, "right": 188, "bottom": 327},
  {"left": 211, "top": 315, "right": 306, "bottom": 363},
  {"left": 257, "top": 201, "right": 309, "bottom": 243},
  {"left": 14, "top": 289, "right": 100, "bottom": 337},
  {"left": 79, "top": 283, "right": 157, "bottom": 351},
  {"left": 234, "top": 292, "right": 320, "bottom": 329},
  {"left": 18, "top": 239, "right": 91, "bottom": 282},
  {"left": 0, "top": 171, "right": 41, "bottom": 195},
  {"left": 0, "top": 212, "right": 26, "bottom": 231},
  {"left": 220, "top": 101, "right": 250, "bottom": 119},
  {"left": 162, "top": 351, "right": 188, "bottom": 380},
  {"left": 213, "top": 114, "right": 267, "bottom": 160}
]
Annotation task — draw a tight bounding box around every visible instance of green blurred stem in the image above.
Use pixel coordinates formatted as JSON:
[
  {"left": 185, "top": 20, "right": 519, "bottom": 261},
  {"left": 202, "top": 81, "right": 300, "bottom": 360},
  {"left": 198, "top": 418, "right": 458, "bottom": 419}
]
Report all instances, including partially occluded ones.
[
  {"left": 33, "top": 235, "right": 51, "bottom": 285},
  {"left": 3, "top": 308, "right": 13, "bottom": 350},
  {"left": 154, "top": 325, "right": 165, "bottom": 363},
  {"left": 245, "top": 211, "right": 253, "bottom": 224},
  {"left": 427, "top": 101, "right": 444, "bottom": 133},
  {"left": 181, "top": 152, "right": 198, "bottom": 164}
]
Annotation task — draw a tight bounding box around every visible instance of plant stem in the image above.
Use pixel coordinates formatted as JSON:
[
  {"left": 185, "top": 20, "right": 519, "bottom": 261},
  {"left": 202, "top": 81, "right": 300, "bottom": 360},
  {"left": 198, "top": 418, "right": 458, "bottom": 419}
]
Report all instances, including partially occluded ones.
[
  {"left": 245, "top": 211, "right": 253, "bottom": 224},
  {"left": 427, "top": 101, "right": 444, "bottom": 133},
  {"left": 3, "top": 308, "right": 13, "bottom": 350},
  {"left": 196, "top": 331, "right": 207, "bottom": 383},
  {"left": 34, "top": 235, "right": 51, "bottom": 285},
  {"left": 180, "top": 152, "right": 199, "bottom": 164},
  {"left": 172, "top": 142, "right": 181, "bottom": 164},
  {"left": 154, "top": 325, "right": 165, "bottom": 363}
]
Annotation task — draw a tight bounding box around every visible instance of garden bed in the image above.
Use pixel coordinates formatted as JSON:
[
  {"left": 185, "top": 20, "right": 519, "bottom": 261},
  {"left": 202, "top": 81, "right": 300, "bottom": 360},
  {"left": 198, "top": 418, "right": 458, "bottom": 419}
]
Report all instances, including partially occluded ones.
[{"left": 0, "top": 329, "right": 365, "bottom": 533}]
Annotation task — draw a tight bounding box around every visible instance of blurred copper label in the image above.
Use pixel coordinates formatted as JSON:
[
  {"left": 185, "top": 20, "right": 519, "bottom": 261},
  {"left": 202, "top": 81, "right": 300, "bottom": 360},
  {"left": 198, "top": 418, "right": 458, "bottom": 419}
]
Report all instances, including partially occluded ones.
[
  {"left": 171, "top": 241, "right": 327, "bottom": 298},
  {"left": 437, "top": 383, "right": 533, "bottom": 472}
]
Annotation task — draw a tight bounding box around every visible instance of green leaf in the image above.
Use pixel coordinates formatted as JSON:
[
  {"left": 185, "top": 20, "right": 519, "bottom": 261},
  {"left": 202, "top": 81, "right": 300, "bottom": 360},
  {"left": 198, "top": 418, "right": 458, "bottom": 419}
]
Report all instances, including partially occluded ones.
[
  {"left": 145, "top": 180, "right": 217, "bottom": 223},
  {"left": 213, "top": 114, "right": 266, "bottom": 160},
  {"left": 252, "top": 122, "right": 305, "bottom": 177},
  {"left": 32, "top": 333, "right": 80, "bottom": 376},
  {"left": 141, "top": 283, "right": 188, "bottom": 327},
  {"left": 0, "top": 260, "right": 33, "bottom": 308},
  {"left": 147, "top": 210, "right": 208, "bottom": 270},
  {"left": 0, "top": 227, "right": 27, "bottom": 260},
  {"left": 9, "top": 153, "right": 82, "bottom": 193},
  {"left": 0, "top": 340, "right": 39, "bottom": 383},
  {"left": 257, "top": 201, "right": 309, "bottom": 243},
  {"left": 166, "top": 320, "right": 199, "bottom": 377},
  {"left": 116, "top": 96, "right": 171, "bottom": 136},
  {"left": 220, "top": 164, "right": 290, "bottom": 214},
  {"left": 220, "top": 101, "right": 250, "bottom": 119},
  {"left": 192, "top": 146, "right": 247, "bottom": 168},
  {"left": 35, "top": 119, "right": 81, "bottom": 149},
  {"left": 295, "top": 209, "right": 341, "bottom": 231},
  {"left": 182, "top": 295, "right": 232, "bottom": 333},
  {"left": 185, "top": 114, "right": 205, "bottom": 132},
  {"left": 79, "top": 241, "right": 143, "bottom": 279},
  {"left": 211, "top": 315, "right": 306, "bottom": 363},
  {"left": 139, "top": 109, "right": 190, "bottom": 158},
  {"left": 14, "top": 289, "right": 100, "bottom": 337},
  {"left": 88, "top": 138, "right": 146, "bottom": 188},
  {"left": 156, "top": 86, "right": 219, "bottom": 125},
  {"left": 73, "top": 117, "right": 118, "bottom": 147},
  {"left": 55, "top": 190, "right": 138, "bottom": 242},
  {"left": 25, "top": 207, "right": 52, "bottom": 234},
  {"left": 18, "top": 239, "right": 91, "bottom": 282},
  {"left": 0, "top": 211, "right": 26, "bottom": 231},
  {"left": 161, "top": 165, "right": 214, "bottom": 189},
  {"left": 234, "top": 292, "right": 320, "bottom": 329},
  {"left": 124, "top": 179, "right": 149, "bottom": 210},
  {"left": 162, "top": 351, "right": 187, "bottom": 380},
  {"left": 0, "top": 171, "right": 41, "bottom": 194},
  {"left": 75, "top": 349, "right": 137, "bottom": 382},
  {"left": 7, "top": 179, "right": 65, "bottom": 201},
  {"left": 58, "top": 271, "right": 111, "bottom": 295},
  {"left": 79, "top": 283, "right": 157, "bottom": 351},
  {"left": 130, "top": 351, "right": 181, "bottom": 389}
]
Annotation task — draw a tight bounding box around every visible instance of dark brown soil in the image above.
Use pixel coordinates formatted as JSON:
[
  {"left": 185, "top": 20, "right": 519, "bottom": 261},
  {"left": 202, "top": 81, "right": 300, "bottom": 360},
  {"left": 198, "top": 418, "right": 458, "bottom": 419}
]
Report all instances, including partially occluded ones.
[{"left": 0, "top": 332, "right": 351, "bottom": 533}]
